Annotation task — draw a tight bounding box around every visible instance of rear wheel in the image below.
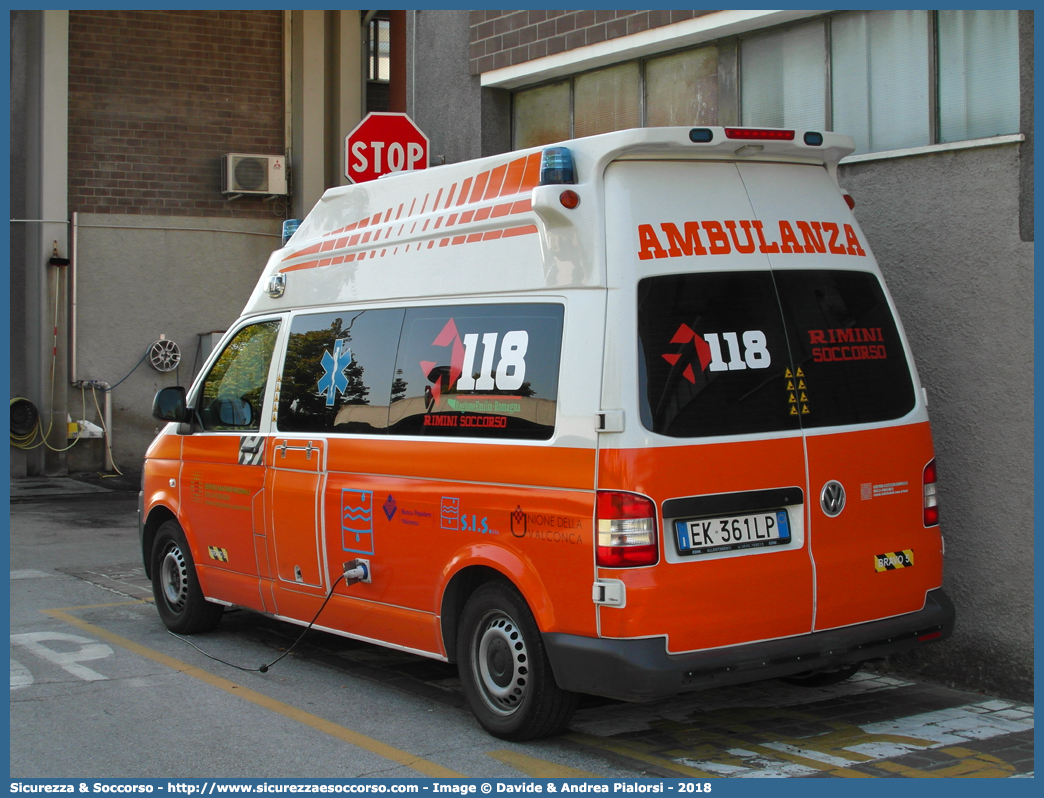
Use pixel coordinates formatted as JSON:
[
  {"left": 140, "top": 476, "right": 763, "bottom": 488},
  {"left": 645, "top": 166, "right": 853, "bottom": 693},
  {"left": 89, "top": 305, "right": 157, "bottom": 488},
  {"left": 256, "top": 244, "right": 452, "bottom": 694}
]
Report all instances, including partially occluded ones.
[
  {"left": 151, "top": 519, "right": 223, "bottom": 634},
  {"left": 782, "top": 662, "right": 862, "bottom": 687},
  {"left": 457, "top": 582, "right": 577, "bottom": 740}
]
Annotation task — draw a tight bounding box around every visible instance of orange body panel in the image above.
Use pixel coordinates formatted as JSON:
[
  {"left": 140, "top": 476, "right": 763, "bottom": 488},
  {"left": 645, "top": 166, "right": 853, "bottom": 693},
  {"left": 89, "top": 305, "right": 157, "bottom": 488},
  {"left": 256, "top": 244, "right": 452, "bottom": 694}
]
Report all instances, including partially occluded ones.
[
  {"left": 269, "top": 588, "right": 443, "bottom": 656},
  {"left": 321, "top": 469, "right": 596, "bottom": 636},
  {"left": 324, "top": 437, "right": 595, "bottom": 490},
  {"left": 598, "top": 436, "right": 814, "bottom": 651},
  {"left": 168, "top": 432, "right": 598, "bottom": 657},
  {"left": 179, "top": 435, "right": 264, "bottom": 579},
  {"left": 807, "top": 421, "right": 942, "bottom": 630}
]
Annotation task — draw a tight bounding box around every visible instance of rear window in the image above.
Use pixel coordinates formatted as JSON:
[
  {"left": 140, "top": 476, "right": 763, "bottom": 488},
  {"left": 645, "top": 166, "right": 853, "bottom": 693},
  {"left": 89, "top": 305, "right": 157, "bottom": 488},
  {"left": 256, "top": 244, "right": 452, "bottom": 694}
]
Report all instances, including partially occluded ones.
[
  {"left": 638, "top": 270, "right": 915, "bottom": 438},
  {"left": 773, "top": 270, "right": 916, "bottom": 428}
]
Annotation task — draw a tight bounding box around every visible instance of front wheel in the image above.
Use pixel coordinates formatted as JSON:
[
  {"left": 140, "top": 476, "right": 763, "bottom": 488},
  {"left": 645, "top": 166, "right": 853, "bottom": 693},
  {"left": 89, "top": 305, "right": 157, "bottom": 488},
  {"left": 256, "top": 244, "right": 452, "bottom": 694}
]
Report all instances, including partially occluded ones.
[
  {"left": 151, "top": 519, "right": 224, "bottom": 634},
  {"left": 457, "top": 582, "right": 577, "bottom": 741}
]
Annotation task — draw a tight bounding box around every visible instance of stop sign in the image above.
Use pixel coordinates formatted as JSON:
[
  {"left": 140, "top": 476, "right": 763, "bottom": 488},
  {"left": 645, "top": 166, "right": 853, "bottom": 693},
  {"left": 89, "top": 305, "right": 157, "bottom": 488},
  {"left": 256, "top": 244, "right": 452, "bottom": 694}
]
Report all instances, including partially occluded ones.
[{"left": 345, "top": 112, "right": 430, "bottom": 183}]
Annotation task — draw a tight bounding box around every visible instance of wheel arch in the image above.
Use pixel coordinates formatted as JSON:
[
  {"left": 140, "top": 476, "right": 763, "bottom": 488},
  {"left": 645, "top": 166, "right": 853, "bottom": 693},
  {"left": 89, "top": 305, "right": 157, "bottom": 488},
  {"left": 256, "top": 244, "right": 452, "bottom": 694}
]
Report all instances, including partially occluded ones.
[
  {"left": 141, "top": 504, "right": 178, "bottom": 579},
  {"left": 439, "top": 546, "right": 554, "bottom": 664}
]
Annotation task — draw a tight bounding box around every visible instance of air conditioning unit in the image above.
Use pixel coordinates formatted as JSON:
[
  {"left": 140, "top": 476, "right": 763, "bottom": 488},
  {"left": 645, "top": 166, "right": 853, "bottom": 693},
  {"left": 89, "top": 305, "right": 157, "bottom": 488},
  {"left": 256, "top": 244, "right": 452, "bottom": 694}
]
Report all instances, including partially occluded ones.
[{"left": 221, "top": 153, "right": 288, "bottom": 196}]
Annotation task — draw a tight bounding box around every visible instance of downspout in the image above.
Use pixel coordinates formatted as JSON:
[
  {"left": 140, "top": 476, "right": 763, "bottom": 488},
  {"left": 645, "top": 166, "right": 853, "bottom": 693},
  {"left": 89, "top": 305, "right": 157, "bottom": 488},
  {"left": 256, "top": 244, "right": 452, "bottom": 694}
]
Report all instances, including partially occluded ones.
[
  {"left": 69, "top": 210, "right": 77, "bottom": 383},
  {"left": 68, "top": 211, "right": 114, "bottom": 473}
]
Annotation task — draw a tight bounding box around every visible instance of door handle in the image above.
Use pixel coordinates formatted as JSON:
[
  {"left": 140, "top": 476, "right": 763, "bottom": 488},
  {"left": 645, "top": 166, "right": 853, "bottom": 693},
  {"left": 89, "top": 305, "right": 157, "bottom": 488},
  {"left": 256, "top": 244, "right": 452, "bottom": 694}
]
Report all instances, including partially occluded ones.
[{"left": 278, "top": 440, "right": 317, "bottom": 460}]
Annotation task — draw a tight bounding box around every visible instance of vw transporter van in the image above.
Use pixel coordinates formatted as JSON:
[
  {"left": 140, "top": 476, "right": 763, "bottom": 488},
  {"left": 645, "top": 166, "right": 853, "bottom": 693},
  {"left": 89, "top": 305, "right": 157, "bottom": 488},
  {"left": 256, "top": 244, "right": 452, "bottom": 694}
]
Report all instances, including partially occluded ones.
[{"left": 142, "top": 126, "right": 954, "bottom": 740}]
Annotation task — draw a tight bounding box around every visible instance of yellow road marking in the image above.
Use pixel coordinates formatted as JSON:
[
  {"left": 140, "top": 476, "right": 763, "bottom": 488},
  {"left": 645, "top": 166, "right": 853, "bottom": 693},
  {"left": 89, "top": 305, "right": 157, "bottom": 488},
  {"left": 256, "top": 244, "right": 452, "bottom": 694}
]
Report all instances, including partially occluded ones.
[
  {"left": 487, "top": 749, "right": 598, "bottom": 777},
  {"left": 873, "top": 749, "right": 1016, "bottom": 779},
  {"left": 566, "top": 734, "right": 716, "bottom": 778},
  {"left": 738, "top": 742, "right": 875, "bottom": 777},
  {"left": 42, "top": 608, "right": 464, "bottom": 778},
  {"left": 48, "top": 600, "right": 149, "bottom": 610}
]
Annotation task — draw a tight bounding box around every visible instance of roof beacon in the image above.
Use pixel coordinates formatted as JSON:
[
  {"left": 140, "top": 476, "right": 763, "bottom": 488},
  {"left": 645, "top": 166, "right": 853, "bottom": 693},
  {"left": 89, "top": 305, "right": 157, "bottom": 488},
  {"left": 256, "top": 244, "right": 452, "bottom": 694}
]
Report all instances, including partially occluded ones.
[{"left": 539, "top": 147, "right": 576, "bottom": 185}]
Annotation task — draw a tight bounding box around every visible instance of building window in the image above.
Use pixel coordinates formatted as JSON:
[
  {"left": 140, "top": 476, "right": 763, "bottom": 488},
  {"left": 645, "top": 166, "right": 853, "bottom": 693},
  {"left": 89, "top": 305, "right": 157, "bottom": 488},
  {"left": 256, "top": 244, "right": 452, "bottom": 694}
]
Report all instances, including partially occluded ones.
[
  {"left": 574, "top": 63, "right": 641, "bottom": 139},
  {"left": 511, "top": 44, "right": 719, "bottom": 149},
  {"left": 513, "top": 81, "right": 570, "bottom": 150},
  {"left": 830, "top": 10, "right": 931, "bottom": 155},
  {"left": 740, "top": 21, "right": 826, "bottom": 131},
  {"left": 510, "top": 10, "right": 1019, "bottom": 157},
  {"left": 645, "top": 47, "right": 719, "bottom": 128},
  {"left": 937, "top": 10, "right": 1020, "bottom": 143},
  {"left": 366, "top": 13, "right": 390, "bottom": 113}
]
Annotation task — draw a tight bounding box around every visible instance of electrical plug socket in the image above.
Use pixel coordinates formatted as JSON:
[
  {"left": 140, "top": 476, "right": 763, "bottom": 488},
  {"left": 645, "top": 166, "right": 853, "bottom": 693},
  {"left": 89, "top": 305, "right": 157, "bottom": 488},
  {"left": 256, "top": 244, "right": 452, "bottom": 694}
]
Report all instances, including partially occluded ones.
[{"left": 342, "top": 558, "right": 371, "bottom": 585}]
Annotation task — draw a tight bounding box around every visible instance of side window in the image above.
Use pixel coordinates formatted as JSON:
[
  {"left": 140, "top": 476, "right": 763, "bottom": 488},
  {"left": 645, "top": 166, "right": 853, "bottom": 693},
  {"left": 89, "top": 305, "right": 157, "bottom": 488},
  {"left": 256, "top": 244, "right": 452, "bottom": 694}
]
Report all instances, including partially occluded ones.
[
  {"left": 197, "top": 320, "right": 280, "bottom": 432},
  {"left": 389, "top": 304, "right": 564, "bottom": 440},
  {"left": 277, "top": 308, "right": 405, "bottom": 434}
]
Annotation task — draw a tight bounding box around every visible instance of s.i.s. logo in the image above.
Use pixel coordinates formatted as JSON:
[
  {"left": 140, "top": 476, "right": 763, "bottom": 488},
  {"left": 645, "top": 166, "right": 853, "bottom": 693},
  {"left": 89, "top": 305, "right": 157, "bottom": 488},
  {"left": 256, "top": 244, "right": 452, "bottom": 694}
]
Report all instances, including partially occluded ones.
[
  {"left": 662, "top": 324, "right": 771, "bottom": 383},
  {"left": 422, "top": 318, "right": 528, "bottom": 404}
]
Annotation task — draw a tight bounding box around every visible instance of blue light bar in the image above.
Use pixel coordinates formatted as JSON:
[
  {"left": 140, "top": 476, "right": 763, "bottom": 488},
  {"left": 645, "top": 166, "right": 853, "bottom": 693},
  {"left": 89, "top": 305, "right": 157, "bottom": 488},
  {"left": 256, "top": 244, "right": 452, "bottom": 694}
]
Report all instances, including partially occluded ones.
[
  {"left": 803, "top": 132, "right": 824, "bottom": 146},
  {"left": 689, "top": 128, "right": 714, "bottom": 143},
  {"left": 539, "top": 147, "right": 576, "bottom": 185},
  {"left": 281, "top": 219, "right": 300, "bottom": 247}
]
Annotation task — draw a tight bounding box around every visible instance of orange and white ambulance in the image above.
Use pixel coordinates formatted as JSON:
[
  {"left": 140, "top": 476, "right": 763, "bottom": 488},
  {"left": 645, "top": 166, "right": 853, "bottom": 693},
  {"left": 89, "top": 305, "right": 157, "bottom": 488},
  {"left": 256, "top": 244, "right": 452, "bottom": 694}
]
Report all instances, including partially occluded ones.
[{"left": 142, "top": 126, "right": 954, "bottom": 740}]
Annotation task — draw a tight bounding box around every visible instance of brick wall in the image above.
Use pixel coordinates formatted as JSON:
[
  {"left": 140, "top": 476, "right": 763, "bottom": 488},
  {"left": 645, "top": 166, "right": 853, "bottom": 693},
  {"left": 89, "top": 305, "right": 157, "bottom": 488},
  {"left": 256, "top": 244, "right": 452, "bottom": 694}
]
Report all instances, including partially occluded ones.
[
  {"left": 469, "top": 10, "right": 716, "bottom": 75},
  {"left": 68, "top": 11, "right": 284, "bottom": 217}
]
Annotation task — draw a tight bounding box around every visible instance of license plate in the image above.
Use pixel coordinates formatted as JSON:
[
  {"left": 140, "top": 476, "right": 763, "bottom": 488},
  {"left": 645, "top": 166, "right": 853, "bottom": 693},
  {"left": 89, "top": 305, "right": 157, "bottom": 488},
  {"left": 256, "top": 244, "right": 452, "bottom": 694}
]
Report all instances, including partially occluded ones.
[{"left": 675, "top": 509, "right": 791, "bottom": 556}]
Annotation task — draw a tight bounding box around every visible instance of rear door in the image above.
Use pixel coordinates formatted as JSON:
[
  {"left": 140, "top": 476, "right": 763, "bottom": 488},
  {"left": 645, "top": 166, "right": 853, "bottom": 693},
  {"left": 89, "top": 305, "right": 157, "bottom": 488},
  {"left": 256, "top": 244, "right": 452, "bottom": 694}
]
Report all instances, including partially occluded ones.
[
  {"left": 738, "top": 163, "right": 941, "bottom": 631},
  {"left": 603, "top": 160, "right": 815, "bottom": 652}
]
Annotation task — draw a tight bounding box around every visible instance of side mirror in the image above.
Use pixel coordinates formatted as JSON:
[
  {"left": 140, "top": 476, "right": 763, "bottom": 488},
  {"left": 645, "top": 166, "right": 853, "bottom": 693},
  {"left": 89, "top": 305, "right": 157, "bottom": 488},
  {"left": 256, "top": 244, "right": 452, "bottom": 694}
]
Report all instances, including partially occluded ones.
[
  {"left": 217, "top": 397, "right": 253, "bottom": 427},
  {"left": 153, "top": 386, "right": 188, "bottom": 422}
]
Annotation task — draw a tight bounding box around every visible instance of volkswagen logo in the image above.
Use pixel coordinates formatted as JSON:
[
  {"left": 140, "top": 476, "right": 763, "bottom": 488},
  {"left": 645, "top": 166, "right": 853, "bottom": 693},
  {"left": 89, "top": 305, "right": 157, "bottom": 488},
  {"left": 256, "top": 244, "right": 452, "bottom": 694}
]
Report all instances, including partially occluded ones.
[{"left": 820, "top": 480, "right": 846, "bottom": 517}]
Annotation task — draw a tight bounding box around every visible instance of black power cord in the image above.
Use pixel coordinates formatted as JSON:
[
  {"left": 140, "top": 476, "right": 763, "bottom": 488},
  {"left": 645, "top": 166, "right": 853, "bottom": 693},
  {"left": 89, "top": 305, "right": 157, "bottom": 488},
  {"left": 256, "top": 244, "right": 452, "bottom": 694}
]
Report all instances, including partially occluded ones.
[{"left": 166, "top": 572, "right": 347, "bottom": 673}]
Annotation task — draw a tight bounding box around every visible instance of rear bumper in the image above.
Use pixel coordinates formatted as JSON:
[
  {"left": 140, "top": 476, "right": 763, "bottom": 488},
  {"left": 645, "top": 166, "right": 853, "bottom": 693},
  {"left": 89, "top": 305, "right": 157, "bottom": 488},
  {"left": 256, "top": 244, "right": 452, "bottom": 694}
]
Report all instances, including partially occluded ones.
[{"left": 543, "top": 589, "right": 955, "bottom": 701}]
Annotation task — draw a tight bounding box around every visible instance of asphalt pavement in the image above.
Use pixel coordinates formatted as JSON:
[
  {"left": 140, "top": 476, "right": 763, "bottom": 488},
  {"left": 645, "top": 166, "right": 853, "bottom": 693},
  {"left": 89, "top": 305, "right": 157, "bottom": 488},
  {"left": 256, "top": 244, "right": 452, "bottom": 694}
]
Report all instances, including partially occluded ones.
[{"left": 8, "top": 475, "right": 1034, "bottom": 779}]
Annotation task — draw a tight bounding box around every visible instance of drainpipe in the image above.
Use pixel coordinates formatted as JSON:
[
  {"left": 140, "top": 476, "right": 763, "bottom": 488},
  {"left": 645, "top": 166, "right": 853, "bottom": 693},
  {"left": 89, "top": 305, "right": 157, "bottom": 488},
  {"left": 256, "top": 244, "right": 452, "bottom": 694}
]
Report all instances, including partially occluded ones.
[
  {"left": 68, "top": 213, "right": 114, "bottom": 472},
  {"left": 69, "top": 211, "right": 78, "bottom": 383}
]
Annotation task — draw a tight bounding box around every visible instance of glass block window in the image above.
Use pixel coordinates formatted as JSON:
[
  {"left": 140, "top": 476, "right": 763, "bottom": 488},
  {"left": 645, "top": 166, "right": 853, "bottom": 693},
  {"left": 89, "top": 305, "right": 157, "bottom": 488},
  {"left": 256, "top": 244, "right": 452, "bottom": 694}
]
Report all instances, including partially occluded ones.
[
  {"left": 938, "top": 10, "right": 1020, "bottom": 143},
  {"left": 646, "top": 46, "right": 719, "bottom": 127},
  {"left": 831, "top": 10, "right": 931, "bottom": 155},
  {"left": 513, "top": 81, "right": 571, "bottom": 150},
  {"left": 741, "top": 22, "right": 826, "bottom": 130},
  {"left": 574, "top": 62, "right": 641, "bottom": 138},
  {"left": 509, "top": 10, "right": 1023, "bottom": 155}
]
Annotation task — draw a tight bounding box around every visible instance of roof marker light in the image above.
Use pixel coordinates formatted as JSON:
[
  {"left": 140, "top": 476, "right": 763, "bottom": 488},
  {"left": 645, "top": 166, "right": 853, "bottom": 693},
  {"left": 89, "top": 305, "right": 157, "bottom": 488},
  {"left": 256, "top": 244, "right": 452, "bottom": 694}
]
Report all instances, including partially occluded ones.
[
  {"left": 803, "top": 131, "right": 824, "bottom": 146},
  {"left": 559, "top": 189, "right": 580, "bottom": 209},
  {"left": 539, "top": 147, "right": 576, "bottom": 185},
  {"left": 725, "top": 128, "right": 795, "bottom": 141},
  {"left": 689, "top": 128, "right": 714, "bottom": 143}
]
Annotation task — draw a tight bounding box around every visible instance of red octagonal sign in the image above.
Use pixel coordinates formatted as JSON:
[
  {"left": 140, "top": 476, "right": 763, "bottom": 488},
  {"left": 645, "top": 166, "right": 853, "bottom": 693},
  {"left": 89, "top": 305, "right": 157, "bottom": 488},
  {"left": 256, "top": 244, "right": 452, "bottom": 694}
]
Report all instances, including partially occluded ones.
[{"left": 345, "top": 112, "right": 430, "bottom": 184}]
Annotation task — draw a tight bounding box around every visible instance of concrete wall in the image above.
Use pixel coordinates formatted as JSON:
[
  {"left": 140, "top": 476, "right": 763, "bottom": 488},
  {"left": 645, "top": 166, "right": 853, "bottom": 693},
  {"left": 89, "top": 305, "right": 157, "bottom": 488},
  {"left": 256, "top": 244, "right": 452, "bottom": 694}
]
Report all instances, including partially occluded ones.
[
  {"left": 838, "top": 142, "right": 1033, "bottom": 699},
  {"left": 10, "top": 10, "right": 71, "bottom": 477},
  {"left": 407, "top": 10, "right": 510, "bottom": 165},
  {"left": 71, "top": 214, "right": 281, "bottom": 472}
]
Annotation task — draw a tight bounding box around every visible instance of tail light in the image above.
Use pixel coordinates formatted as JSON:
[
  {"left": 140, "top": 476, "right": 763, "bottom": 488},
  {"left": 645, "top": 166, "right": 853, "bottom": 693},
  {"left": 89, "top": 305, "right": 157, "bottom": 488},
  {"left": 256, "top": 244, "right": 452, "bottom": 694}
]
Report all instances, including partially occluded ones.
[
  {"left": 724, "top": 128, "right": 795, "bottom": 141},
  {"left": 596, "top": 491, "right": 658, "bottom": 567},
  {"left": 923, "top": 459, "right": 939, "bottom": 526}
]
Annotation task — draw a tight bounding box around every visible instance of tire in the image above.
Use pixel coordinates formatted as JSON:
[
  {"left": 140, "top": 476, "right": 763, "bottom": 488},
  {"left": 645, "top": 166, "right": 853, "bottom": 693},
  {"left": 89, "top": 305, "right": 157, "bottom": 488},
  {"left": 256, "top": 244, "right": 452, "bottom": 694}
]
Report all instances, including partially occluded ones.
[
  {"left": 456, "top": 582, "right": 578, "bottom": 741},
  {"left": 782, "top": 662, "right": 862, "bottom": 687},
  {"left": 151, "top": 519, "right": 224, "bottom": 634}
]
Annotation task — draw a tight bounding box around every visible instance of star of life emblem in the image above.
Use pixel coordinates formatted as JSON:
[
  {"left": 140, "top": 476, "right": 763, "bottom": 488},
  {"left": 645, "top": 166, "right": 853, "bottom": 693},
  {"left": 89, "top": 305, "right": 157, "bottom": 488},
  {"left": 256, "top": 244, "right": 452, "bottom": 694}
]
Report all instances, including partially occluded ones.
[{"left": 317, "top": 338, "right": 352, "bottom": 406}]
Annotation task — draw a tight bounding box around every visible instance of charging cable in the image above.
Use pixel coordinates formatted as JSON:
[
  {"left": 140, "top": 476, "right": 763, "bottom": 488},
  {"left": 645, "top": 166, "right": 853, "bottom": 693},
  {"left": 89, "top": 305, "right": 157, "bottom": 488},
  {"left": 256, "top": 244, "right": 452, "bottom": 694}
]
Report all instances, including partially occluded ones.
[{"left": 166, "top": 560, "right": 370, "bottom": 673}]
